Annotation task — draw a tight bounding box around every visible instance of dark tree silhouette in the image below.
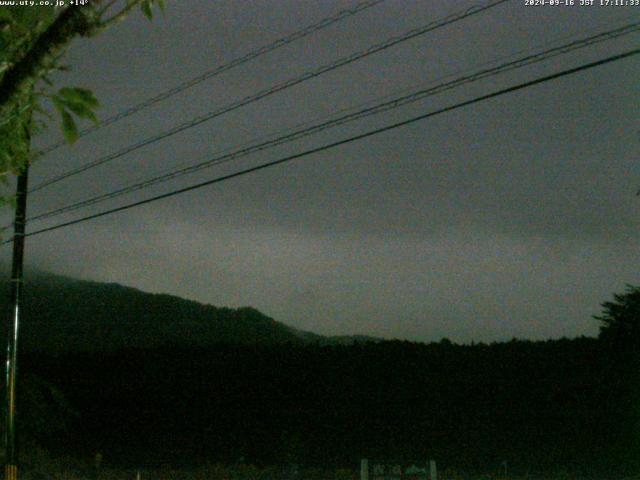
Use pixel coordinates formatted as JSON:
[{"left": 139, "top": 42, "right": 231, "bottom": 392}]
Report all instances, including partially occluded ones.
[
  {"left": 595, "top": 285, "right": 640, "bottom": 350},
  {"left": 593, "top": 286, "right": 640, "bottom": 474}
]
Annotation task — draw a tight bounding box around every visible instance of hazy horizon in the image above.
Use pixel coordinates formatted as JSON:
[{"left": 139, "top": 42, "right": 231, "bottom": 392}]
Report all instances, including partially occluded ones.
[{"left": 7, "top": 263, "right": 611, "bottom": 345}]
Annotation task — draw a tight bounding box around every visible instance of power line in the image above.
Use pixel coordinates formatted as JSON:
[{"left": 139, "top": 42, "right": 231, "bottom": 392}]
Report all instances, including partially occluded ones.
[
  {"left": 13, "top": 47, "right": 638, "bottom": 243},
  {"left": 26, "top": 21, "right": 640, "bottom": 224},
  {"left": 34, "top": 0, "right": 388, "bottom": 157},
  {"left": 29, "top": 0, "right": 509, "bottom": 193},
  {"left": 93, "top": 13, "right": 637, "bottom": 191}
]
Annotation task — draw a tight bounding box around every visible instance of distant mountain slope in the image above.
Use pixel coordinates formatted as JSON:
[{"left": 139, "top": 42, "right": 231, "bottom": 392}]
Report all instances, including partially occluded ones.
[
  {"left": 0, "top": 270, "right": 306, "bottom": 352},
  {"left": 0, "top": 269, "right": 381, "bottom": 352}
]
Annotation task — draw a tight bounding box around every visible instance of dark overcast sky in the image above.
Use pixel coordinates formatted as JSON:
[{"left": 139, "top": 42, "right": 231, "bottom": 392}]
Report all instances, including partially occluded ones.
[{"left": 4, "top": 0, "right": 639, "bottom": 343}]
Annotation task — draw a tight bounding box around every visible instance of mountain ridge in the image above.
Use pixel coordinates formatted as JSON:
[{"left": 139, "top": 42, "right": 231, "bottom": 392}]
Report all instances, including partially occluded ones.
[{"left": 0, "top": 268, "right": 382, "bottom": 352}]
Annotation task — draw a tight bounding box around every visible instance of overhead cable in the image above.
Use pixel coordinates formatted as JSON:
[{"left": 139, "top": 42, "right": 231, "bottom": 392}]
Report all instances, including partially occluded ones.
[
  {"left": 35, "top": 0, "right": 388, "bottom": 157},
  {"left": 27, "top": 21, "right": 640, "bottom": 224},
  {"left": 30, "top": 0, "right": 509, "bottom": 193},
  {"left": 12, "top": 47, "right": 638, "bottom": 242}
]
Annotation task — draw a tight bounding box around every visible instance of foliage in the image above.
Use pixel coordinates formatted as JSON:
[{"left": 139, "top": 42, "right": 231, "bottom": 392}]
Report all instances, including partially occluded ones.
[
  {"left": 50, "top": 87, "right": 99, "bottom": 143},
  {"left": 594, "top": 285, "right": 640, "bottom": 475},
  {"left": 0, "top": 0, "right": 164, "bottom": 205},
  {"left": 18, "top": 373, "right": 79, "bottom": 436},
  {"left": 0, "top": 373, "right": 79, "bottom": 479},
  {"left": 18, "top": 445, "right": 87, "bottom": 480},
  {"left": 21, "top": 334, "right": 624, "bottom": 476},
  {"left": 594, "top": 284, "right": 640, "bottom": 350}
]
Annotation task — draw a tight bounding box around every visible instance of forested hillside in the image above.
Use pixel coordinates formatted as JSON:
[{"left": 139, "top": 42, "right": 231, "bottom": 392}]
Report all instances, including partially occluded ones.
[
  {"left": 1, "top": 271, "right": 304, "bottom": 352},
  {"left": 21, "top": 337, "right": 639, "bottom": 477},
  {"left": 3, "top": 272, "right": 638, "bottom": 477}
]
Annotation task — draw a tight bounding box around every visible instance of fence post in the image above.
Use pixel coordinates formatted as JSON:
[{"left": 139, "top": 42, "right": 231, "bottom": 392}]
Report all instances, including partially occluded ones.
[
  {"left": 428, "top": 460, "right": 436, "bottom": 480},
  {"left": 361, "top": 459, "right": 368, "bottom": 480}
]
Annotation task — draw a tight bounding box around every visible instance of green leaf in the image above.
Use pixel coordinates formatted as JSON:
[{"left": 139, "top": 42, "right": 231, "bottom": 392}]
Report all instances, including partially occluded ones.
[
  {"left": 73, "top": 88, "right": 98, "bottom": 107},
  {"left": 155, "top": 0, "right": 166, "bottom": 12},
  {"left": 61, "top": 99, "right": 97, "bottom": 124},
  {"left": 58, "top": 87, "right": 99, "bottom": 109},
  {"left": 61, "top": 110, "right": 78, "bottom": 144},
  {"left": 54, "top": 88, "right": 99, "bottom": 125},
  {"left": 141, "top": 0, "right": 153, "bottom": 19}
]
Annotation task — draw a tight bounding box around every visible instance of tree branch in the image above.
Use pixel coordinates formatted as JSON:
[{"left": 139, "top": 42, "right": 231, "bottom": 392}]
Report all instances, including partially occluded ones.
[{"left": 0, "top": 5, "right": 99, "bottom": 110}]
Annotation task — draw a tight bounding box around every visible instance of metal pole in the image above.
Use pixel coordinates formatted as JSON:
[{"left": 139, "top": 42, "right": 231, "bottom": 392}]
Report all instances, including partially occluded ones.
[{"left": 4, "top": 165, "right": 29, "bottom": 480}]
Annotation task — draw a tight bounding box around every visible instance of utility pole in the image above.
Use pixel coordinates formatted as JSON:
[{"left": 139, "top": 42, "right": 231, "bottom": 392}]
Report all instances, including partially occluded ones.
[{"left": 4, "top": 164, "right": 29, "bottom": 480}]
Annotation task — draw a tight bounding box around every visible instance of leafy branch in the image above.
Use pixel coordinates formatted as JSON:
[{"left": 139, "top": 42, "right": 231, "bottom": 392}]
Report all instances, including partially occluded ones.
[
  {"left": 51, "top": 87, "right": 99, "bottom": 144},
  {"left": 0, "top": 0, "right": 165, "bottom": 189}
]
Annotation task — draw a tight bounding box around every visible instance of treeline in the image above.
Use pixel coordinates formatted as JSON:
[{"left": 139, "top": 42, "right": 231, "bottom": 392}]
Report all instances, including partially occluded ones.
[
  {"left": 5, "top": 273, "right": 639, "bottom": 476},
  {"left": 19, "top": 336, "right": 639, "bottom": 478}
]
